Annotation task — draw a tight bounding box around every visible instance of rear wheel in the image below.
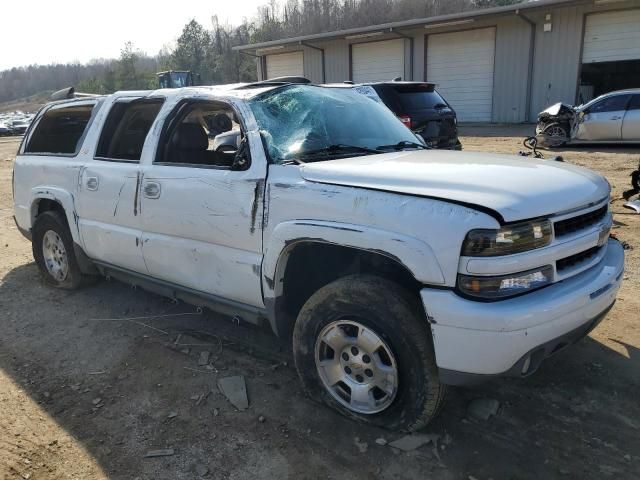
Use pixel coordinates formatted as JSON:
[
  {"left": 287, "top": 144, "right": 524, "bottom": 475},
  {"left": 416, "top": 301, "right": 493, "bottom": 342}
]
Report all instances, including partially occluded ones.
[
  {"left": 32, "top": 211, "right": 89, "bottom": 289},
  {"left": 293, "top": 275, "right": 446, "bottom": 431}
]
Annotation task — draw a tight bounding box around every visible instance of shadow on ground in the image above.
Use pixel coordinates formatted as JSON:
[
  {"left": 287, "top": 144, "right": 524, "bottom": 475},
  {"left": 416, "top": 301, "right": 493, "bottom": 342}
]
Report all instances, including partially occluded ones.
[{"left": 0, "top": 263, "right": 639, "bottom": 479}]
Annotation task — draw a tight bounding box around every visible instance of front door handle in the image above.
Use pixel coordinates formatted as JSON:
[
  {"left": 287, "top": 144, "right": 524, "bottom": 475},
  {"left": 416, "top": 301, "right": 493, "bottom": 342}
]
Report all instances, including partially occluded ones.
[
  {"left": 143, "top": 181, "right": 161, "bottom": 199},
  {"left": 611, "top": 116, "right": 622, "bottom": 120},
  {"left": 86, "top": 176, "right": 99, "bottom": 191}
]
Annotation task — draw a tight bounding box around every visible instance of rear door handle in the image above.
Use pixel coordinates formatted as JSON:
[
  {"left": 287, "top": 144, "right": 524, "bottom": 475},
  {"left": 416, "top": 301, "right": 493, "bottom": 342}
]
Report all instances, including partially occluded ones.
[
  {"left": 143, "top": 181, "right": 161, "bottom": 199},
  {"left": 611, "top": 116, "right": 622, "bottom": 120},
  {"left": 86, "top": 176, "right": 99, "bottom": 191}
]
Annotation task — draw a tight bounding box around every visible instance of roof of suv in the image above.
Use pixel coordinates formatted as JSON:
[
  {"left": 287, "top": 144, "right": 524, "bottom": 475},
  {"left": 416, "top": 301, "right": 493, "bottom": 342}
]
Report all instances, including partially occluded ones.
[{"left": 361, "top": 81, "right": 436, "bottom": 87}]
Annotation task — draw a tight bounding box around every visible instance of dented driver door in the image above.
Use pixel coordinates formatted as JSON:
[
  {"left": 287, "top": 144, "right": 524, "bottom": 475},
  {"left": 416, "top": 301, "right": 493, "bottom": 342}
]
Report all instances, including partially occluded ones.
[{"left": 137, "top": 98, "right": 267, "bottom": 309}]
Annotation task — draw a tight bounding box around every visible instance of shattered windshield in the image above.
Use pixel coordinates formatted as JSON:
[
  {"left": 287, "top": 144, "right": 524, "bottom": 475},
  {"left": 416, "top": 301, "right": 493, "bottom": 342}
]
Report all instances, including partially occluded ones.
[{"left": 248, "top": 85, "right": 421, "bottom": 163}]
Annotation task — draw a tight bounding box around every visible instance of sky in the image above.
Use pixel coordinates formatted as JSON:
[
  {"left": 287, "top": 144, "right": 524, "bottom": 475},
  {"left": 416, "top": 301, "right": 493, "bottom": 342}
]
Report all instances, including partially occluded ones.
[{"left": 1, "top": 0, "right": 267, "bottom": 70}]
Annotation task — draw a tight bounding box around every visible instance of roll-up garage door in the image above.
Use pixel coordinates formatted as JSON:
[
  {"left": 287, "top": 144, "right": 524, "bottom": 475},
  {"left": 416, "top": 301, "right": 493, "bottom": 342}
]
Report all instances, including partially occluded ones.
[
  {"left": 265, "top": 51, "right": 304, "bottom": 79},
  {"left": 427, "top": 28, "right": 495, "bottom": 122},
  {"left": 582, "top": 9, "right": 640, "bottom": 63},
  {"left": 351, "top": 39, "right": 405, "bottom": 83}
]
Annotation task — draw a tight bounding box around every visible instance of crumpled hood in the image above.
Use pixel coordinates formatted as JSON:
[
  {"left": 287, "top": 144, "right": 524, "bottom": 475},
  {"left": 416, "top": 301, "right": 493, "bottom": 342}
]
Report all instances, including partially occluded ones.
[{"left": 299, "top": 150, "right": 609, "bottom": 222}]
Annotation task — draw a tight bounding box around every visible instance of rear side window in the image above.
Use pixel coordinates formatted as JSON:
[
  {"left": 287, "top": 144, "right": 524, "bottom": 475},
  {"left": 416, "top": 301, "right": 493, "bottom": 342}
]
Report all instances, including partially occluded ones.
[
  {"left": 627, "top": 95, "right": 640, "bottom": 111},
  {"left": 24, "top": 104, "right": 95, "bottom": 155},
  {"left": 96, "top": 99, "right": 164, "bottom": 161},
  {"left": 589, "top": 94, "right": 630, "bottom": 113}
]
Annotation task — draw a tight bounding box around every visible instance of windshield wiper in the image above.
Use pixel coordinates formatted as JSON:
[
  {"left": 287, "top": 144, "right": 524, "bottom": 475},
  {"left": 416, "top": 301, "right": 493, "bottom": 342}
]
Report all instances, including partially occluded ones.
[
  {"left": 376, "top": 140, "right": 430, "bottom": 151},
  {"left": 297, "top": 144, "right": 382, "bottom": 159}
]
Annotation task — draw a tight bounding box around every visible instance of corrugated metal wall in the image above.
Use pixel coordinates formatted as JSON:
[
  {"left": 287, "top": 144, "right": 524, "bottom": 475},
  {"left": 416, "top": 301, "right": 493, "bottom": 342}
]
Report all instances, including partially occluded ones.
[
  {"left": 528, "top": 0, "right": 640, "bottom": 121},
  {"left": 254, "top": 0, "right": 640, "bottom": 123},
  {"left": 528, "top": 5, "right": 584, "bottom": 122}
]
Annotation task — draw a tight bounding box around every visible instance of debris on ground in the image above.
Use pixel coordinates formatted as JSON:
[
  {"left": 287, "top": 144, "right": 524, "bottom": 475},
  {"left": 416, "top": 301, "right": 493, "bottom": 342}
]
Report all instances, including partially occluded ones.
[
  {"left": 467, "top": 398, "right": 500, "bottom": 421},
  {"left": 194, "top": 464, "right": 209, "bottom": 476},
  {"left": 144, "top": 448, "right": 175, "bottom": 458},
  {"left": 258, "top": 415, "right": 265, "bottom": 423},
  {"left": 375, "top": 437, "right": 387, "bottom": 446},
  {"left": 191, "top": 391, "right": 211, "bottom": 406},
  {"left": 217, "top": 376, "right": 249, "bottom": 411},
  {"left": 91, "top": 398, "right": 102, "bottom": 405},
  {"left": 389, "top": 433, "right": 440, "bottom": 452},
  {"left": 167, "top": 411, "right": 178, "bottom": 419},
  {"left": 354, "top": 436, "right": 368, "bottom": 453},
  {"left": 198, "top": 351, "right": 211, "bottom": 366}
]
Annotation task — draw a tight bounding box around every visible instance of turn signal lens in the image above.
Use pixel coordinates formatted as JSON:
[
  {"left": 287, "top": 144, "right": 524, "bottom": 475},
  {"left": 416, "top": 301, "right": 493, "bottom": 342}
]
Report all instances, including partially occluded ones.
[
  {"left": 458, "top": 266, "right": 554, "bottom": 299},
  {"left": 462, "top": 220, "right": 552, "bottom": 257}
]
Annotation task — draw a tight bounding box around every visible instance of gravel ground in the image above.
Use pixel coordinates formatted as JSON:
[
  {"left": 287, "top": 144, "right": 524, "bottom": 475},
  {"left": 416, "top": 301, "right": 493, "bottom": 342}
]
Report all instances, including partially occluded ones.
[{"left": 0, "top": 131, "right": 638, "bottom": 480}]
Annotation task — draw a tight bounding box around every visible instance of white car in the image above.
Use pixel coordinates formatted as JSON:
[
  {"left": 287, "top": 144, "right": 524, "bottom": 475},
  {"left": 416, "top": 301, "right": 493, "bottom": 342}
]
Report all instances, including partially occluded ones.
[
  {"left": 537, "top": 89, "right": 640, "bottom": 144},
  {"left": 12, "top": 83, "right": 624, "bottom": 430}
]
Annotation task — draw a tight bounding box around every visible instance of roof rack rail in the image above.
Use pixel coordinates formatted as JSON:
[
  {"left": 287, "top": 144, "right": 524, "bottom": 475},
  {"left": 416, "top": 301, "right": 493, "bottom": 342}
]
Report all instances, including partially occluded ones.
[
  {"left": 50, "top": 87, "right": 102, "bottom": 101},
  {"left": 235, "top": 76, "right": 311, "bottom": 90}
]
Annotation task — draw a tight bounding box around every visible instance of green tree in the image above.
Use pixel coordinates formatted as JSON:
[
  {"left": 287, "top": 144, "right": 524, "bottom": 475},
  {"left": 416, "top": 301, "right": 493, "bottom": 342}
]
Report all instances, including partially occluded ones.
[
  {"left": 171, "top": 20, "right": 212, "bottom": 81},
  {"left": 117, "top": 41, "right": 139, "bottom": 90}
]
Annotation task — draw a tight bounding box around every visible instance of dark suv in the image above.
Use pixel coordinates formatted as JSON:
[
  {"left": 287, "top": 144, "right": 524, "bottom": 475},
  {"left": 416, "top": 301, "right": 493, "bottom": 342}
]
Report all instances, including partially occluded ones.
[{"left": 365, "top": 81, "right": 461, "bottom": 150}]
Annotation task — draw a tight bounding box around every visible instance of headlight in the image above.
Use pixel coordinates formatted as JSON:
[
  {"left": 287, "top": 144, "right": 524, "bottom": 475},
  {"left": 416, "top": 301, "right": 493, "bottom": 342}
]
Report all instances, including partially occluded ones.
[
  {"left": 462, "top": 219, "right": 552, "bottom": 257},
  {"left": 458, "top": 266, "right": 554, "bottom": 299}
]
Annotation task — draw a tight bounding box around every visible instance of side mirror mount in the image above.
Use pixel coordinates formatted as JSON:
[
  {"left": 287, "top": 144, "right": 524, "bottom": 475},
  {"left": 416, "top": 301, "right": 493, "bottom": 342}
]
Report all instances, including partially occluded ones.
[{"left": 232, "top": 137, "right": 251, "bottom": 170}]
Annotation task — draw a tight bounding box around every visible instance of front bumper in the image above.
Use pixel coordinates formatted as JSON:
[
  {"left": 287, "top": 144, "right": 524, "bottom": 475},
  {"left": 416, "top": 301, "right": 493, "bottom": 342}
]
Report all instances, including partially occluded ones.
[{"left": 421, "top": 239, "right": 624, "bottom": 385}]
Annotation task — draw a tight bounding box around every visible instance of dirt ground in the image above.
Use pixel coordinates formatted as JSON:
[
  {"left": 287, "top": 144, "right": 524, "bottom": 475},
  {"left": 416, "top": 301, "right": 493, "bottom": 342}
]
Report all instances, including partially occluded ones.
[{"left": 0, "top": 129, "right": 638, "bottom": 480}]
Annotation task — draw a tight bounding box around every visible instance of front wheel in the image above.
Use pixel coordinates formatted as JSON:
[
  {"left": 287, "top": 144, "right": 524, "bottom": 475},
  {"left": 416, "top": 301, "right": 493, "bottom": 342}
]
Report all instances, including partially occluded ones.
[
  {"left": 541, "top": 122, "right": 568, "bottom": 147},
  {"left": 293, "top": 275, "right": 446, "bottom": 431}
]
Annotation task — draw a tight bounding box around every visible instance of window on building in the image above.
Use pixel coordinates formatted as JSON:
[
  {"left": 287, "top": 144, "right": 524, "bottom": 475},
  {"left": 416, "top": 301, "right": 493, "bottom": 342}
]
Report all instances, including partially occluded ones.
[
  {"left": 96, "top": 98, "right": 164, "bottom": 161},
  {"left": 24, "top": 103, "right": 95, "bottom": 155}
]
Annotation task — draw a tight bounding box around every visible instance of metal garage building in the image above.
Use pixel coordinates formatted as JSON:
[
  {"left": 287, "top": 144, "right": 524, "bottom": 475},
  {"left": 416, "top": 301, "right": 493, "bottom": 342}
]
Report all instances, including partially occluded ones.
[{"left": 234, "top": 0, "right": 640, "bottom": 123}]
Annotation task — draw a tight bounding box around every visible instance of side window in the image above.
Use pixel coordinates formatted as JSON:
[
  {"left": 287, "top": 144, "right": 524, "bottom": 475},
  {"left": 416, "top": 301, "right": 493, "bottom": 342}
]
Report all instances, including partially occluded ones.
[
  {"left": 589, "top": 95, "right": 630, "bottom": 114},
  {"left": 96, "top": 99, "right": 164, "bottom": 161},
  {"left": 627, "top": 95, "right": 640, "bottom": 111},
  {"left": 24, "top": 103, "right": 95, "bottom": 155},
  {"left": 156, "top": 100, "right": 248, "bottom": 169}
]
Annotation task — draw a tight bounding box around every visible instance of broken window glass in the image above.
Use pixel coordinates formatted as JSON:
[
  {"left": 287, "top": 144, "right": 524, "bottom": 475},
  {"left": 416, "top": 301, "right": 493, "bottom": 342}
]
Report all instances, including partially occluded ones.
[
  {"left": 248, "top": 85, "right": 420, "bottom": 163},
  {"left": 25, "top": 104, "right": 95, "bottom": 155},
  {"left": 96, "top": 99, "right": 164, "bottom": 161}
]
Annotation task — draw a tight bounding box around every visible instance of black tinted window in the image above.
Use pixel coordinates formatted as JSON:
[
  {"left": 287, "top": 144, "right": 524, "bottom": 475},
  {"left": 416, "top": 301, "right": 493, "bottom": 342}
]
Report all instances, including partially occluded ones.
[
  {"left": 96, "top": 99, "right": 163, "bottom": 161},
  {"left": 589, "top": 95, "right": 630, "bottom": 113},
  {"left": 397, "top": 91, "right": 447, "bottom": 111},
  {"left": 25, "top": 104, "right": 95, "bottom": 155},
  {"left": 375, "top": 85, "right": 447, "bottom": 112},
  {"left": 628, "top": 95, "right": 640, "bottom": 111}
]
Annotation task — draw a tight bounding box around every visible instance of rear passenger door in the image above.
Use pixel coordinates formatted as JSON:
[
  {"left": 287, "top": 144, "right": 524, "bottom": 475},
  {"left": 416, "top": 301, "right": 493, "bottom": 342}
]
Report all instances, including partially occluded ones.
[
  {"left": 137, "top": 97, "right": 266, "bottom": 308},
  {"left": 622, "top": 94, "right": 640, "bottom": 141},
  {"left": 75, "top": 96, "right": 164, "bottom": 273}
]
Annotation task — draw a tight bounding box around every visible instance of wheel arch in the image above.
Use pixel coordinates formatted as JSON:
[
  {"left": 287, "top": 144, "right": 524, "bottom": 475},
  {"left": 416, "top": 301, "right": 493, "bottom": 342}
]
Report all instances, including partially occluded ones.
[
  {"left": 262, "top": 221, "right": 445, "bottom": 338},
  {"left": 29, "top": 187, "right": 81, "bottom": 244}
]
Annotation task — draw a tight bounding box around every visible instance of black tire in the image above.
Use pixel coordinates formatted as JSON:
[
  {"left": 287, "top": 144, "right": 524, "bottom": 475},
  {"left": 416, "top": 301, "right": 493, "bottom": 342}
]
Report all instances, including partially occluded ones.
[
  {"left": 32, "top": 210, "right": 89, "bottom": 290},
  {"left": 293, "top": 274, "right": 446, "bottom": 431}
]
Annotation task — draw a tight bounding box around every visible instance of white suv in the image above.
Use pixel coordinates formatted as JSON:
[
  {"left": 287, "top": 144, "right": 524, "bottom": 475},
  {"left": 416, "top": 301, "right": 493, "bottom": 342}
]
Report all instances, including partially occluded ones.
[{"left": 12, "top": 83, "right": 624, "bottom": 430}]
